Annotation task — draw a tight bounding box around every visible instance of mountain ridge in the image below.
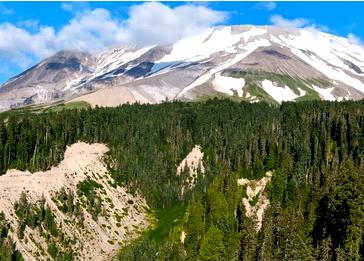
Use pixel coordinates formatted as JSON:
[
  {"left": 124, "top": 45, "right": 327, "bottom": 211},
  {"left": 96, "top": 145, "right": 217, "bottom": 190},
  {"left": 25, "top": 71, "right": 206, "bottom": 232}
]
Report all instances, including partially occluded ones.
[{"left": 1, "top": 25, "right": 364, "bottom": 111}]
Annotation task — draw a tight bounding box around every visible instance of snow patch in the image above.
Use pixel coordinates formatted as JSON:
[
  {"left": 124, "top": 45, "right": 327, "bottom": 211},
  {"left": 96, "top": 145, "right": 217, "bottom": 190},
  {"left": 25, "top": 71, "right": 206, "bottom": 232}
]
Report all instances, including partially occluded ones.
[
  {"left": 212, "top": 73, "right": 245, "bottom": 97},
  {"left": 159, "top": 27, "right": 268, "bottom": 64},
  {"left": 64, "top": 77, "right": 86, "bottom": 91},
  {"left": 177, "top": 38, "right": 271, "bottom": 98},
  {"left": 158, "top": 27, "right": 239, "bottom": 63},
  {"left": 97, "top": 46, "right": 154, "bottom": 71},
  {"left": 290, "top": 48, "right": 364, "bottom": 94},
  {"left": 241, "top": 27, "right": 267, "bottom": 43},
  {"left": 312, "top": 85, "right": 336, "bottom": 101},
  {"left": 88, "top": 46, "right": 155, "bottom": 82},
  {"left": 298, "top": 87, "right": 306, "bottom": 96},
  {"left": 273, "top": 30, "right": 364, "bottom": 94},
  {"left": 261, "top": 80, "right": 301, "bottom": 103}
]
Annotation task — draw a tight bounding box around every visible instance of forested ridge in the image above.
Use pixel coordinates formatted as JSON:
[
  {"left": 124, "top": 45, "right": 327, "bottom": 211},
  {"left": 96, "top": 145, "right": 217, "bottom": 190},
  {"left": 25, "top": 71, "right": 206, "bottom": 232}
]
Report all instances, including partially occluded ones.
[{"left": 0, "top": 99, "right": 363, "bottom": 260}]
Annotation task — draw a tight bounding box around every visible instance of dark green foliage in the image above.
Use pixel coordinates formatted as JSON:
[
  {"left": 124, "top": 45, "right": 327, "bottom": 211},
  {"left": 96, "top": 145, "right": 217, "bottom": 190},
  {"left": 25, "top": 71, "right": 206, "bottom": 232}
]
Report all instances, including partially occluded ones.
[
  {"left": 14, "top": 193, "right": 58, "bottom": 238},
  {"left": 47, "top": 241, "right": 58, "bottom": 258},
  {"left": 54, "top": 188, "right": 75, "bottom": 214},
  {"left": 1, "top": 99, "right": 363, "bottom": 260},
  {"left": 13, "top": 193, "right": 74, "bottom": 260},
  {"left": 148, "top": 205, "right": 186, "bottom": 243},
  {"left": 197, "top": 225, "right": 225, "bottom": 261},
  {"left": 77, "top": 178, "right": 103, "bottom": 199},
  {"left": 0, "top": 212, "right": 23, "bottom": 260},
  {"left": 53, "top": 188, "right": 84, "bottom": 226},
  {"left": 76, "top": 178, "right": 103, "bottom": 220}
]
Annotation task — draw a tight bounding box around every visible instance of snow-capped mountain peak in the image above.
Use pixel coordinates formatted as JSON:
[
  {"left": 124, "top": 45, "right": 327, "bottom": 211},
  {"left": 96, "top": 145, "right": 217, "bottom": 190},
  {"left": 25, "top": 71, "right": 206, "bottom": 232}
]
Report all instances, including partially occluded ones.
[{"left": 1, "top": 25, "right": 364, "bottom": 111}]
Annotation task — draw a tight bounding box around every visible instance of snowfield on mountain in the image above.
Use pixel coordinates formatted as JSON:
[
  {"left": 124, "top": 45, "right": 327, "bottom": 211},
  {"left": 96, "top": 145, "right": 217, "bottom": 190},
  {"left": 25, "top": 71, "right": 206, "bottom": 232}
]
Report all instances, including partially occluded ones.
[{"left": 1, "top": 25, "right": 364, "bottom": 111}]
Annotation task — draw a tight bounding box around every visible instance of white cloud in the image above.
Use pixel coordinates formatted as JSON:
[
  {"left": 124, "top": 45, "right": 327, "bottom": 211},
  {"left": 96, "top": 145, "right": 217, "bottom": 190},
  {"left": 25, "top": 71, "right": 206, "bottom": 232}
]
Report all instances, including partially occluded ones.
[
  {"left": 61, "top": 2, "right": 75, "bottom": 12},
  {"left": 254, "top": 2, "right": 276, "bottom": 11},
  {"left": 17, "top": 20, "right": 40, "bottom": 30},
  {"left": 0, "top": 23, "right": 56, "bottom": 68},
  {"left": 124, "top": 2, "right": 226, "bottom": 45},
  {"left": 0, "top": 2, "right": 226, "bottom": 71},
  {"left": 61, "top": 3, "right": 73, "bottom": 12},
  {"left": 270, "top": 15, "right": 363, "bottom": 48},
  {"left": 61, "top": 2, "right": 90, "bottom": 14},
  {"left": 270, "top": 14, "right": 330, "bottom": 33},
  {"left": 57, "top": 8, "right": 127, "bottom": 51},
  {"left": 347, "top": 33, "right": 362, "bottom": 45},
  {"left": 270, "top": 15, "right": 309, "bottom": 29}
]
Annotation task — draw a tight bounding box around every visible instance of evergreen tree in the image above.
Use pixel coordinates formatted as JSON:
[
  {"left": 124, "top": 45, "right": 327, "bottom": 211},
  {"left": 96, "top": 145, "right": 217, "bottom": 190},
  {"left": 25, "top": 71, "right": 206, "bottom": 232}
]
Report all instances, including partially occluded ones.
[{"left": 197, "top": 225, "right": 225, "bottom": 261}]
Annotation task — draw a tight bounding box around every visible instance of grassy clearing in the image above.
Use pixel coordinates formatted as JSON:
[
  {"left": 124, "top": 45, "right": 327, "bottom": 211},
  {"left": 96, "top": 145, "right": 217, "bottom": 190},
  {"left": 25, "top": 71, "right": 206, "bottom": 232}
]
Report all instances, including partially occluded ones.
[
  {"left": 197, "top": 92, "right": 244, "bottom": 103},
  {"left": 0, "top": 101, "right": 90, "bottom": 117},
  {"left": 246, "top": 83, "right": 277, "bottom": 105},
  {"left": 227, "top": 70, "right": 329, "bottom": 103},
  {"left": 44, "top": 101, "right": 90, "bottom": 112},
  {"left": 147, "top": 204, "right": 186, "bottom": 243},
  {"left": 118, "top": 204, "right": 186, "bottom": 258},
  {"left": 295, "top": 89, "right": 321, "bottom": 101}
]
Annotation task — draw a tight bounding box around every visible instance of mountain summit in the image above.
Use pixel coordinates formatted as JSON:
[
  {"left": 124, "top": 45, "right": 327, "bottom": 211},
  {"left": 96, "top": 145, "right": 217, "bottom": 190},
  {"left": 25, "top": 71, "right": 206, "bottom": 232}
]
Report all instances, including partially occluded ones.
[{"left": 1, "top": 25, "right": 364, "bottom": 110}]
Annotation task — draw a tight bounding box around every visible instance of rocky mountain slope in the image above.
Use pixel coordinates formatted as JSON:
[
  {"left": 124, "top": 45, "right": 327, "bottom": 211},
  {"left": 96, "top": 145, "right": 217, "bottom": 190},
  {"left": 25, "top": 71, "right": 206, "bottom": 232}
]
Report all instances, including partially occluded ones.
[
  {"left": 0, "top": 142, "right": 150, "bottom": 260},
  {"left": 1, "top": 25, "right": 364, "bottom": 110}
]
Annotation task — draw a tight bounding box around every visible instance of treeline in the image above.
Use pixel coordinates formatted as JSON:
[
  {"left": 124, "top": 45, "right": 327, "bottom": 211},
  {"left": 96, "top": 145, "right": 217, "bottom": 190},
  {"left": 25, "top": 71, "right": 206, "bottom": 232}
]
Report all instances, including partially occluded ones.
[
  {"left": 0, "top": 99, "right": 363, "bottom": 260},
  {"left": 0, "top": 100, "right": 279, "bottom": 208}
]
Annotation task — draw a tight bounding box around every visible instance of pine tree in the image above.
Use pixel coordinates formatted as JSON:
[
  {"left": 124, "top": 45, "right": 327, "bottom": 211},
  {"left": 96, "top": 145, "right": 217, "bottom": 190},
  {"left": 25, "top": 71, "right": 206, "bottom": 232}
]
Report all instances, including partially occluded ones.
[{"left": 197, "top": 225, "right": 225, "bottom": 261}]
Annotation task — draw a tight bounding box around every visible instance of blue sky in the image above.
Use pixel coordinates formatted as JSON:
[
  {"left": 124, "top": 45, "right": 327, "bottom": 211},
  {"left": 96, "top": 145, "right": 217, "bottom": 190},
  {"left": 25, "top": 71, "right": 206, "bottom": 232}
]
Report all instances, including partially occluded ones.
[{"left": 0, "top": 1, "right": 363, "bottom": 83}]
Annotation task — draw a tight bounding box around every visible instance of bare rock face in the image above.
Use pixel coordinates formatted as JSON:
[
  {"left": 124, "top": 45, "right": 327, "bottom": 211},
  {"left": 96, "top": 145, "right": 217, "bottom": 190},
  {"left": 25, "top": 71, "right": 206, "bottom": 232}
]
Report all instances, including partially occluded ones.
[
  {"left": 176, "top": 145, "right": 205, "bottom": 195},
  {"left": 1, "top": 25, "right": 364, "bottom": 111},
  {"left": 237, "top": 171, "right": 273, "bottom": 231},
  {"left": 0, "top": 50, "right": 96, "bottom": 110},
  {"left": 0, "top": 142, "right": 150, "bottom": 260}
]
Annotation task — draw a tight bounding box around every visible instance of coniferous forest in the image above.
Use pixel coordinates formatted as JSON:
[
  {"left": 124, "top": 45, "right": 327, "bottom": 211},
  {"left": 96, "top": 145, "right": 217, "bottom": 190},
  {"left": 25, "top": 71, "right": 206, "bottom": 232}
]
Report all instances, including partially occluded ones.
[{"left": 0, "top": 99, "right": 363, "bottom": 260}]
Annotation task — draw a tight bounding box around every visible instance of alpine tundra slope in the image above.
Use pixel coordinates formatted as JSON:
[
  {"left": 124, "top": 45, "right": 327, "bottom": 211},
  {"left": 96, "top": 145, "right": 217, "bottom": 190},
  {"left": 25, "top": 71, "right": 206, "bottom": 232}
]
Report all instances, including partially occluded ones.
[{"left": 1, "top": 25, "right": 364, "bottom": 110}]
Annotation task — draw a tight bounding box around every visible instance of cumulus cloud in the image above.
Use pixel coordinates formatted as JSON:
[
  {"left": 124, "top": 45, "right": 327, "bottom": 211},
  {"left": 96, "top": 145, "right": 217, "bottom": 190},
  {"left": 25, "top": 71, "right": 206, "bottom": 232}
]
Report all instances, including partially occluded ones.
[
  {"left": 61, "top": 2, "right": 90, "bottom": 14},
  {"left": 270, "top": 15, "right": 363, "bottom": 48},
  {"left": 124, "top": 2, "right": 226, "bottom": 45},
  {"left": 57, "top": 8, "right": 127, "bottom": 51},
  {"left": 0, "top": 2, "right": 226, "bottom": 72},
  {"left": 254, "top": 2, "right": 276, "bottom": 11},
  {"left": 270, "top": 14, "right": 330, "bottom": 33},
  {"left": 347, "top": 33, "right": 362, "bottom": 45},
  {"left": 0, "top": 8, "right": 126, "bottom": 69},
  {"left": 270, "top": 15, "right": 310, "bottom": 28},
  {"left": 0, "top": 23, "right": 57, "bottom": 67},
  {"left": 17, "top": 20, "right": 40, "bottom": 31}
]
